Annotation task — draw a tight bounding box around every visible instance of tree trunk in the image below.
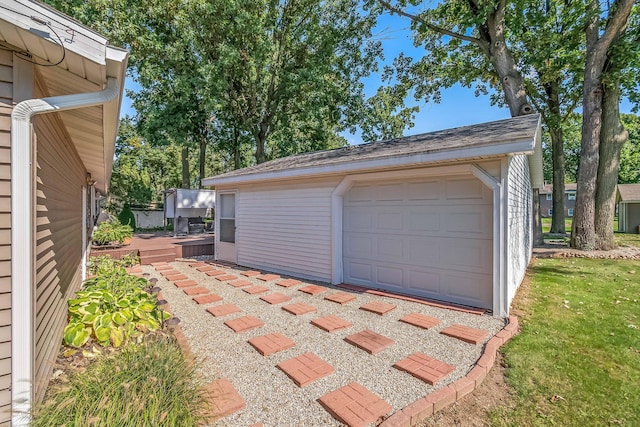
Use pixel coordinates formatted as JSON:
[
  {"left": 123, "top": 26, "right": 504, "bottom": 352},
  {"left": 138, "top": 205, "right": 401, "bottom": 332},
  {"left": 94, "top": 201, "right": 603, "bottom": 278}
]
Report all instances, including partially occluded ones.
[
  {"left": 550, "top": 127, "right": 566, "bottom": 233},
  {"left": 254, "top": 122, "right": 268, "bottom": 164},
  {"left": 233, "top": 126, "right": 241, "bottom": 170},
  {"left": 533, "top": 188, "right": 544, "bottom": 246},
  {"left": 570, "top": 0, "right": 635, "bottom": 250},
  {"left": 181, "top": 146, "right": 190, "bottom": 188},
  {"left": 198, "top": 136, "right": 207, "bottom": 189},
  {"left": 594, "top": 83, "right": 628, "bottom": 249}
]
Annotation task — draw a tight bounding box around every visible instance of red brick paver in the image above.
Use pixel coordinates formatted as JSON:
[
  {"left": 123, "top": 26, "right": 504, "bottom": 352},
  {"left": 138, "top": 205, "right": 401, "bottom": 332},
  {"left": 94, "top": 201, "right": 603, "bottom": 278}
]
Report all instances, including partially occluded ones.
[
  {"left": 205, "top": 378, "right": 245, "bottom": 420},
  {"left": 248, "top": 333, "right": 295, "bottom": 356},
  {"left": 282, "top": 302, "right": 317, "bottom": 316},
  {"left": 160, "top": 269, "right": 179, "bottom": 276},
  {"left": 188, "top": 261, "right": 205, "bottom": 267},
  {"left": 318, "top": 382, "right": 392, "bottom": 427},
  {"left": 243, "top": 285, "right": 270, "bottom": 295},
  {"left": 165, "top": 274, "right": 188, "bottom": 282},
  {"left": 193, "top": 293, "right": 223, "bottom": 305},
  {"left": 224, "top": 316, "right": 264, "bottom": 333},
  {"left": 154, "top": 265, "right": 172, "bottom": 271},
  {"left": 440, "top": 324, "right": 488, "bottom": 344},
  {"left": 399, "top": 312, "right": 441, "bottom": 329},
  {"left": 259, "top": 293, "right": 291, "bottom": 305},
  {"left": 196, "top": 265, "right": 216, "bottom": 272},
  {"left": 311, "top": 315, "right": 352, "bottom": 333},
  {"left": 325, "top": 292, "right": 356, "bottom": 305},
  {"left": 257, "top": 273, "right": 281, "bottom": 282},
  {"left": 277, "top": 352, "right": 334, "bottom": 387},
  {"left": 298, "top": 284, "right": 328, "bottom": 295},
  {"left": 206, "top": 270, "right": 226, "bottom": 277},
  {"left": 174, "top": 279, "right": 198, "bottom": 288},
  {"left": 151, "top": 262, "right": 169, "bottom": 267},
  {"left": 241, "top": 270, "right": 261, "bottom": 277},
  {"left": 275, "top": 278, "right": 302, "bottom": 288},
  {"left": 183, "top": 286, "right": 209, "bottom": 296},
  {"left": 359, "top": 301, "right": 396, "bottom": 316},
  {"left": 207, "top": 304, "right": 241, "bottom": 317},
  {"left": 393, "top": 352, "right": 456, "bottom": 385},
  {"left": 344, "top": 329, "right": 394, "bottom": 354},
  {"left": 216, "top": 274, "right": 238, "bottom": 282},
  {"left": 227, "top": 279, "right": 252, "bottom": 288}
]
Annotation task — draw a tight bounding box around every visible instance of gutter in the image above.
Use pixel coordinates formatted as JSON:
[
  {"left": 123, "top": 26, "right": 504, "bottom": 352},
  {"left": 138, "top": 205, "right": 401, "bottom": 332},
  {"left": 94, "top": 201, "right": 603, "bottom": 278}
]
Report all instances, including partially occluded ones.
[{"left": 10, "top": 77, "right": 120, "bottom": 425}]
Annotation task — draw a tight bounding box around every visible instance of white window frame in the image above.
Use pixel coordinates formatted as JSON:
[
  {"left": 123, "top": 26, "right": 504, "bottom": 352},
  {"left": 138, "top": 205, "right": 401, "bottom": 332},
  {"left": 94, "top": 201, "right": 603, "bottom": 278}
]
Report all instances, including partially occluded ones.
[
  {"left": 548, "top": 208, "right": 553, "bottom": 216},
  {"left": 568, "top": 208, "right": 574, "bottom": 217},
  {"left": 545, "top": 194, "right": 552, "bottom": 201},
  {"left": 567, "top": 192, "right": 576, "bottom": 201}
]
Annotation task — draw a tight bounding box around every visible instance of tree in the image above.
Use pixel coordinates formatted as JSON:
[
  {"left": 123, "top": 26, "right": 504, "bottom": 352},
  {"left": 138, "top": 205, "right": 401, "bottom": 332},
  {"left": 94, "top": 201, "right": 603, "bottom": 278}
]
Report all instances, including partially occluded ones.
[{"left": 571, "top": 0, "right": 635, "bottom": 250}]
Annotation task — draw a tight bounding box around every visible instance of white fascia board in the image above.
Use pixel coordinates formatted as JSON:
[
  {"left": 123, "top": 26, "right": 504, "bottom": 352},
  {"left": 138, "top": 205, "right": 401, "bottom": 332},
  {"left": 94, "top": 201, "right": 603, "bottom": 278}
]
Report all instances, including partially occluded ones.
[
  {"left": 2, "top": 0, "right": 108, "bottom": 65},
  {"left": 202, "top": 138, "right": 535, "bottom": 187}
]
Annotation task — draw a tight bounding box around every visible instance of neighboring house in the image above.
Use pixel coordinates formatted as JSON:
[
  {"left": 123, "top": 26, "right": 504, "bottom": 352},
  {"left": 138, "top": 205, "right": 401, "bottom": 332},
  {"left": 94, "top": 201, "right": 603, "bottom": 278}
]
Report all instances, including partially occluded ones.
[
  {"left": 203, "top": 114, "right": 543, "bottom": 318},
  {"left": 539, "top": 183, "right": 577, "bottom": 217},
  {"left": 617, "top": 184, "right": 640, "bottom": 233},
  {"left": 0, "top": 1, "right": 128, "bottom": 422}
]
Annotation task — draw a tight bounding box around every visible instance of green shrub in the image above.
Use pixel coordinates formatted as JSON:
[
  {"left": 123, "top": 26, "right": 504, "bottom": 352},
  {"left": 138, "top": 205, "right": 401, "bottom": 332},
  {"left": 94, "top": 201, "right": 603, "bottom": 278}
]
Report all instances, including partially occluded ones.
[
  {"left": 118, "top": 204, "right": 136, "bottom": 231},
  {"left": 33, "top": 336, "right": 210, "bottom": 427},
  {"left": 92, "top": 219, "right": 133, "bottom": 246}
]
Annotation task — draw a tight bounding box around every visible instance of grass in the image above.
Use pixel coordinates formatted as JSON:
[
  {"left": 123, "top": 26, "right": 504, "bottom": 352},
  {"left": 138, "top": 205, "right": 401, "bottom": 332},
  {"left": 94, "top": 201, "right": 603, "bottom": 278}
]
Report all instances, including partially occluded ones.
[
  {"left": 32, "top": 335, "right": 210, "bottom": 427},
  {"left": 489, "top": 258, "right": 640, "bottom": 426}
]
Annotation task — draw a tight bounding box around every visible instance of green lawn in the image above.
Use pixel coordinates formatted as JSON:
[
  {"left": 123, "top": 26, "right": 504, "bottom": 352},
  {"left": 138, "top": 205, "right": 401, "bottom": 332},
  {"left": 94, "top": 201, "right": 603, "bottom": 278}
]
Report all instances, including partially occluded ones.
[{"left": 490, "top": 258, "right": 640, "bottom": 426}]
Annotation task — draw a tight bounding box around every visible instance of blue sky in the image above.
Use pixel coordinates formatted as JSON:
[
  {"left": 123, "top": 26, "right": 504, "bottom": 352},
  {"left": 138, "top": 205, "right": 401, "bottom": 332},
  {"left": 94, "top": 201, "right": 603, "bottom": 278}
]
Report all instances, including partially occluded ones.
[{"left": 119, "top": 11, "right": 634, "bottom": 145}]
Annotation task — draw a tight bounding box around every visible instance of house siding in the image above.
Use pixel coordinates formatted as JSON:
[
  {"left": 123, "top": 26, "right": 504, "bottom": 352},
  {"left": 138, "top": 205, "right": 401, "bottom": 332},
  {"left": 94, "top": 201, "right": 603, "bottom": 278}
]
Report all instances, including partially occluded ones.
[
  {"left": 507, "top": 155, "right": 533, "bottom": 305},
  {"left": 0, "top": 49, "right": 11, "bottom": 423},
  {"left": 233, "top": 178, "right": 340, "bottom": 282},
  {"left": 32, "top": 77, "right": 87, "bottom": 404}
]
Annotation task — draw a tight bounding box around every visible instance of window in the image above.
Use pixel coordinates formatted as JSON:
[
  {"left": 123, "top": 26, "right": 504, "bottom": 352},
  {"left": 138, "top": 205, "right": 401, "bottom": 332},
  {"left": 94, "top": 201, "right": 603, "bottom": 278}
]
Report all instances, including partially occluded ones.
[
  {"left": 545, "top": 194, "right": 552, "bottom": 201},
  {"left": 219, "top": 193, "right": 236, "bottom": 243},
  {"left": 568, "top": 208, "right": 574, "bottom": 217},
  {"left": 567, "top": 192, "right": 576, "bottom": 200},
  {"left": 548, "top": 209, "right": 553, "bottom": 216}
]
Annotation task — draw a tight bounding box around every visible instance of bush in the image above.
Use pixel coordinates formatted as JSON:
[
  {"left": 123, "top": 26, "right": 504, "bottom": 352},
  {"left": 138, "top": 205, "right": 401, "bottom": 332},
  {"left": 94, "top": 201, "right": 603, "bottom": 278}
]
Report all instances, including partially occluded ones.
[
  {"left": 92, "top": 219, "right": 133, "bottom": 246},
  {"left": 118, "top": 204, "right": 136, "bottom": 231},
  {"left": 32, "top": 336, "right": 210, "bottom": 426}
]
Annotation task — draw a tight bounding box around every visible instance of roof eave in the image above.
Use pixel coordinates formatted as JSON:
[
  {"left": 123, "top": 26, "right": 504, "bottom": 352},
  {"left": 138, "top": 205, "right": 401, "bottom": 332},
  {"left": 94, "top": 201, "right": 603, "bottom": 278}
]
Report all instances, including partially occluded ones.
[{"left": 203, "top": 138, "right": 536, "bottom": 187}]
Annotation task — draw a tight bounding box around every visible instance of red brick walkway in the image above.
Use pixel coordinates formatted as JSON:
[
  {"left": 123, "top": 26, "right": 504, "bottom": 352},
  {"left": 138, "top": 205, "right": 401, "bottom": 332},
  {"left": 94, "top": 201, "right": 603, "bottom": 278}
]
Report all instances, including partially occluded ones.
[{"left": 150, "top": 260, "right": 516, "bottom": 426}]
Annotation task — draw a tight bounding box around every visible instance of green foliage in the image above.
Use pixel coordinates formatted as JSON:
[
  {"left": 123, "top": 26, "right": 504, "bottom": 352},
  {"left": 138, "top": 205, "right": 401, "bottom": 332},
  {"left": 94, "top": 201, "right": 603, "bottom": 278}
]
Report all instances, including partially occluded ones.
[
  {"left": 618, "top": 113, "right": 640, "bottom": 184},
  {"left": 118, "top": 204, "right": 136, "bottom": 230},
  {"left": 91, "top": 219, "right": 133, "bottom": 246},
  {"left": 490, "top": 257, "right": 640, "bottom": 426},
  {"left": 32, "top": 336, "right": 210, "bottom": 426},
  {"left": 64, "top": 267, "right": 169, "bottom": 348}
]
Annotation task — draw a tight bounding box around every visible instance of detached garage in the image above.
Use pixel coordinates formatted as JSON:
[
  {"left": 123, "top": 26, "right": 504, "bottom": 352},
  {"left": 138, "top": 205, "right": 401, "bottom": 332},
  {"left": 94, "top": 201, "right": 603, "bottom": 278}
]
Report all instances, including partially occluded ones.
[{"left": 203, "top": 114, "right": 543, "bottom": 316}]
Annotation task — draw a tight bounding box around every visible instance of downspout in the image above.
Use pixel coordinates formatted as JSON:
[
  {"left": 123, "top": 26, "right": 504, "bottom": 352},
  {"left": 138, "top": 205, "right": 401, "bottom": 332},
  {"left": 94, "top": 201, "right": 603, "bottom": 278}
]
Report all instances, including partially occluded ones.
[{"left": 11, "top": 77, "right": 120, "bottom": 424}]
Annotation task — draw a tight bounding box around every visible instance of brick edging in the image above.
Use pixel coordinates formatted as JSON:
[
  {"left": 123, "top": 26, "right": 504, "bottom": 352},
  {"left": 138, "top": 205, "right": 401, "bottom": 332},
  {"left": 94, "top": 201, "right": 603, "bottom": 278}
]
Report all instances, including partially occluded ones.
[{"left": 380, "top": 316, "right": 519, "bottom": 427}]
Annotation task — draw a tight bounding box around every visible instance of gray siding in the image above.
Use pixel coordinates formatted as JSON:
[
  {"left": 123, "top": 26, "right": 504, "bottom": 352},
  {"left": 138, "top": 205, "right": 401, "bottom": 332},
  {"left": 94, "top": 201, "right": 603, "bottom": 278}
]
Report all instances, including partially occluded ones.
[
  {"left": 234, "top": 178, "right": 339, "bottom": 282},
  {"left": 507, "top": 155, "right": 533, "bottom": 305},
  {"left": 0, "top": 49, "right": 11, "bottom": 423},
  {"left": 32, "top": 77, "right": 87, "bottom": 404}
]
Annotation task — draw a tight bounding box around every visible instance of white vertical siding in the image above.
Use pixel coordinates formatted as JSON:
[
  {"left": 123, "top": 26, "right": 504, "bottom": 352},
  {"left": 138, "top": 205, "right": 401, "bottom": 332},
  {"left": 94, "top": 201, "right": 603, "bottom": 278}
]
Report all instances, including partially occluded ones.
[
  {"left": 234, "top": 178, "right": 340, "bottom": 282},
  {"left": 506, "top": 155, "right": 533, "bottom": 306},
  {"left": 0, "top": 49, "right": 12, "bottom": 423}
]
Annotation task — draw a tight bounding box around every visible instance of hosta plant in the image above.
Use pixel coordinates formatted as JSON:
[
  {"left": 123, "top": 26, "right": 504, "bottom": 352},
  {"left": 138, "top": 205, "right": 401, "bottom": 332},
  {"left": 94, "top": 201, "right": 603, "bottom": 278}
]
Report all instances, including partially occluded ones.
[{"left": 64, "top": 287, "right": 171, "bottom": 348}]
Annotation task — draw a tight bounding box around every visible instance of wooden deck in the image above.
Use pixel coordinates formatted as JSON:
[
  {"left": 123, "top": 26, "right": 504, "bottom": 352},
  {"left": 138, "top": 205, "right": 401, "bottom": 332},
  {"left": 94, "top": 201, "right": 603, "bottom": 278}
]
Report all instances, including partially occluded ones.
[{"left": 90, "top": 232, "right": 214, "bottom": 264}]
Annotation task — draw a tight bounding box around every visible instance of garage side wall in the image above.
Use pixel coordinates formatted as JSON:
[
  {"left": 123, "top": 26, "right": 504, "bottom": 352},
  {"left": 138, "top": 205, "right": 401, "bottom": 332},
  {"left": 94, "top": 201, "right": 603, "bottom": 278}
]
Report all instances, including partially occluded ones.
[
  {"left": 506, "top": 155, "right": 533, "bottom": 305},
  {"left": 235, "top": 178, "right": 341, "bottom": 282}
]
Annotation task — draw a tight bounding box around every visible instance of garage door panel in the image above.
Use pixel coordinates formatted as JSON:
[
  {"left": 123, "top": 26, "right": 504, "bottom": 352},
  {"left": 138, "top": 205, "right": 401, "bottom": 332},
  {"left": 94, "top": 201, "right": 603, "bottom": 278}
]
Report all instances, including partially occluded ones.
[
  {"left": 343, "top": 176, "right": 493, "bottom": 310},
  {"left": 377, "top": 265, "right": 404, "bottom": 288},
  {"left": 407, "top": 181, "right": 441, "bottom": 200},
  {"left": 445, "top": 178, "right": 487, "bottom": 200}
]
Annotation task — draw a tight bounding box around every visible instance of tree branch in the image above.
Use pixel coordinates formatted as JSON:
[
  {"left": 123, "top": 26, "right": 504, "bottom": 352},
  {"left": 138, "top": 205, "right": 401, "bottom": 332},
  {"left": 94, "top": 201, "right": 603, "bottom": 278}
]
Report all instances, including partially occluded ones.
[{"left": 378, "top": 0, "right": 483, "bottom": 47}]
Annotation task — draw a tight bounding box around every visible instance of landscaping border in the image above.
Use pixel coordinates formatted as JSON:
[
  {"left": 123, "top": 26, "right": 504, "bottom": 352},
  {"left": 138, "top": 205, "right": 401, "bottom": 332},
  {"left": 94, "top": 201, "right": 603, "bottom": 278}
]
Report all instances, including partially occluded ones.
[{"left": 380, "top": 316, "right": 519, "bottom": 427}]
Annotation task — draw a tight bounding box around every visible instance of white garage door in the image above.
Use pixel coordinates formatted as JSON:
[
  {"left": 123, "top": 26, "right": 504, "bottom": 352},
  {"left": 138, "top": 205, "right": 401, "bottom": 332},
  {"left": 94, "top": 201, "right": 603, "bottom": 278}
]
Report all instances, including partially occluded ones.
[{"left": 343, "top": 176, "right": 494, "bottom": 309}]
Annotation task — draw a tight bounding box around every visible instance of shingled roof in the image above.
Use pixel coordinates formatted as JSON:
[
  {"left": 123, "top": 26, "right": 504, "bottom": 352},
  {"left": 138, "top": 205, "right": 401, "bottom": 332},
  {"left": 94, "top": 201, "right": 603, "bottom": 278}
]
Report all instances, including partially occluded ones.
[
  {"left": 203, "top": 114, "right": 542, "bottom": 186},
  {"left": 617, "top": 184, "right": 640, "bottom": 202}
]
